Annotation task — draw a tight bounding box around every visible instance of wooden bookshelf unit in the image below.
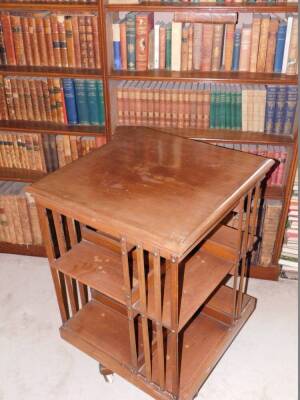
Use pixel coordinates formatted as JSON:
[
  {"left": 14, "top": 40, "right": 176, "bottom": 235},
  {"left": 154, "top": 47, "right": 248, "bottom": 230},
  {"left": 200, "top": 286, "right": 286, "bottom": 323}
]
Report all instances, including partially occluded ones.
[{"left": 28, "top": 128, "right": 274, "bottom": 399}]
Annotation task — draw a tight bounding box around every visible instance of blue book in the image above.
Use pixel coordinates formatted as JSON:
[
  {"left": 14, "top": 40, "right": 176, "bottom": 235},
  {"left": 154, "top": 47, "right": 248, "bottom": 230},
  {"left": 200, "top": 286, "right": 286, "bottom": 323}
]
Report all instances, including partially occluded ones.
[
  {"left": 231, "top": 28, "right": 241, "bottom": 71},
  {"left": 85, "top": 80, "right": 100, "bottom": 125},
  {"left": 274, "top": 21, "right": 287, "bottom": 73},
  {"left": 283, "top": 86, "right": 298, "bottom": 136},
  {"left": 96, "top": 80, "right": 105, "bottom": 126},
  {"left": 74, "top": 79, "right": 90, "bottom": 125},
  {"left": 112, "top": 22, "right": 121, "bottom": 70},
  {"left": 62, "top": 78, "right": 78, "bottom": 124},
  {"left": 264, "top": 85, "right": 278, "bottom": 134},
  {"left": 274, "top": 85, "right": 286, "bottom": 134}
]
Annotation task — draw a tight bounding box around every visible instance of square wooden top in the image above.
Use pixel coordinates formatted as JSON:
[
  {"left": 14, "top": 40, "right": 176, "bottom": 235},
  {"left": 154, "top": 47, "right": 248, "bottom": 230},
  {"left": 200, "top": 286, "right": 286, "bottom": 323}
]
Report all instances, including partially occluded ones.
[{"left": 28, "top": 127, "right": 274, "bottom": 258}]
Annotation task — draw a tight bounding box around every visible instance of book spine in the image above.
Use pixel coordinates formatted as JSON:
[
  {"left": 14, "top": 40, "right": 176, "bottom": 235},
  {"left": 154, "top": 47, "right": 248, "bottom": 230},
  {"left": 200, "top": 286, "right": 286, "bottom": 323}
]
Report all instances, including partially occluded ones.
[
  {"left": 265, "top": 18, "right": 279, "bottom": 73},
  {"left": 211, "top": 24, "right": 224, "bottom": 71},
  {"left": 181, "top": 23, "right": 189, "bottom": 71},
  {"left": 283, "top": 86, "right": 298, "bottom": 135},
  {"left": 23, "top": 79, "right": 34, "bottom": 121},
  {"left": 74, "top": 79, "right": 90, "bottom": 124},
  {"left": 165, "top": 23, "right": 172, "bottom": 70},
  {"left": 286, "top": 16, "right": 298, "bottom": 75},
  {"left": 57, "top": 15, "right": 68, "bottom": 67},
  {"left": 239, "top": 24, "right": 252, "bottom": 72},
  {"left": 120, "top": 20, "right": 127, "bottom": 70},
  {"left": 4, "top": 77, "right": 16, "bottom": 120},
  {"left": 50, "top": 15, "right": 61, "bottom": 67},
  {"left": 71, "top": 16, "right": 81, "bottom": 68},
  {"left": 201, "top": 24, "right": 214, "bottom": 71},
  {"left": 159, "top": 24, "right": 166, "bottom": 69},
  {"left": 85, "top": 16, "right": 95, "bottom": 68},
  {"left": 20, "top": 17, "right": 33, "bottom": 66},
  {"left": 1, "top": 13, "right": 16, "bottom": 65},
  {"left": 29, "top": 79, "right": 41, "bottom": 121},
  {"left": 264, "top": 85, "right": 277, "bottom": 134},
  {"left": 0, "top": 76, "right": 9, "bottom": 120},
  {"left": 10, "top": 15, "right": 26, "bottom": 66},
  {"left": 171, "top": 21, "right": 182, "bottom": 71},
  {"left": 112, "top": 22, "right": 122, "bottom": 70},
  {"left": 126, "top": 13, "right": 136, "bottom": 71},
  {"left": 117, "top": 82, "right": 123, "bottom": 125},
  {"left": 231, "top": 28, "right": 241, "bottom": 71},
  {"left": 203, "top": 84, "right": 210, "bottom": 129},
  {"left": 249, "top": 15, "right": 261, "bottom": 72},
  {"left": 154, "top": 22, "right": 160, "bottom": 69},
  {"left": 35, "top": 79, "right": 47, "bottom": 122},
  {"left": 281, "top": 16, "right": 293, "bottom": 73},
  {"left": 65, "top": 16, "right": 76, "bottom": 68},
  {"left": 135, "top": 82, "right": 142, "bottom": 126},
  {"left": 136, "top": 14, "right": 150, "bottom": 71},
  {"left": 274, "top": 85, "right": 286, "bottom": 134},
  {"left": 256, "top": 16, "right": 270, "bottom": 72},
  {"left": 274, "top": 21, "right": 287, "bottom": 73},
  {"left": 35, "top": 15, "right": 48, "bottom": 66},
  {"left": 91, "top": 15, "right": 101, "bottom": 69},
  {"left": 173, "top": 12, "right": 237, "bottom": 24},
  {"left": 96, "top": 80, "right": 105, "bottom": 126},
  {"left": 78, "top": 16, "right": 88, "bottom": 68},
  {"left": 223, "top": 24, "right": 234, "bottom": 71},
  {"left": 16, "top": 78, "right": 27, "bottom": 120},
  {"left": 86, "top": 79, "right": 101, "bottom": 125},
  {"left": 43, "top": 16, "right": 55, "bottom": 67},
  {"left": 187, "top": 23, "right": 193, "bottom": 71},
  {"left": 62, "top": 78, "right": 78, "bottom": 124},
  {"left": 0, "top": 20, "right": 7, "bottom": 65}
]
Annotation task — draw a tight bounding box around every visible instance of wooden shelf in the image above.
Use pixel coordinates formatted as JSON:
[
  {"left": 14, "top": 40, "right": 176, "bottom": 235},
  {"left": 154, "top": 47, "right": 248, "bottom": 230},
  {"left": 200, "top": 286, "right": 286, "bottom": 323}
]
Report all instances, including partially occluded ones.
[
  {"left": 0, "top": 120, "right": 106, "bottom": 137},
  {"left": 0, "top": 65, "right": 103, "bottom": 79},
  {"left": 0, "top": 167, "right": 46, "bottom": 182},
  {"left": 133, "top": 248, "right": 234, "bottom": 331},
  {"left": 52, "top": 239, "right": 138, "bottom": 306},
  {"left": 0, "top": 241, "right": 46, "bottom": 257},
  {"left": 0, "top": 2, "right": 99, "bottom": 11},
  {"left": 109, "top": 70, "right": 297, "bottom": 85},
  {"left": 105, "top": 1, "right": 298, "bottom": 12}
]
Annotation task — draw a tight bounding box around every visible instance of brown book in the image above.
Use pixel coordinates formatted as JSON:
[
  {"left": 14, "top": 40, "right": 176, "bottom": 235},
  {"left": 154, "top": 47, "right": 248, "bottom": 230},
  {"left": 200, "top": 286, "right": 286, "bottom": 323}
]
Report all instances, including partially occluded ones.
[
  {"left": 35, "top": 79, "right": 47, "bottom": 122},
  {"left": 25, "top": 192, "right": 43, "bottom": 245},
  {"left": 223, "top": 24, "right": 235, "bottom": 71},
  {"left": 286, "top": 16, "right": 298, "bottom": 75},
  {"left": 249, "top": 14, "right": 261, "bottom": 73},
  {"left": 63, "top": 135, "right": 72, "bottom": 164},
  {"left": 181, "top": 23, "right": 189, "bottom": 72},
  {"left": 28, "top": 16, "right": 41, "bottom": 66},
  {"left": 85, "top": 16, "right": 95, "bottom": 68},
  {"left": 10, "top": 184, "right": 25, "bottom": 244},
  {"left": 16, "top": 78, "right": 27, "bottom": 120},
  {"left": 22, "top": 79, "right": 34, "bottom": 121},
  {"left": 192, "top": 23, "right": 202, "bottom": 70},
  {"left": 0, "top": 75, "right": 9, "bottom": 120},
  {"left": 135, "top": 82, "right": 142, "bottom": 126},
  {"left": 53, "top": 78, "right": 66, "bottom": 124},
  {"left": 159, "top": 23, "right": 166, "bottom": 70},
  {"left": 35, "top": 13, "right": 49, "bottom": 66},
  {"left": 174, "top": 12, "right": 237, "bottom": 24},
  {"left": 56, "top": 135, "right": 66, "bottom": 167},
  {"left": 117, "top": 81, "right": 124, "bottom": 125},
  {"left": 136, "top": 13, "right": 153, "bottom": 71},
  {"left": 153, "top": 81, "right": 161, "bottom": 127},
  {"left": 41, "top": 78, "right": 52, "bottom": 121},
  {"left": 183, "top": 82, "right": 191, "bottom": 129},
  {"left": 201, "top": 24, "right": 214, "bottom": 71},
  {"left": 128, "top": 81, "right": 137, "bottom": 125},
  {"left": 190, "top": 82, "right": 197, "bottom": 128},
  {"left": 17, "top": 193, "right": 33, "bottom": 244},
  {"left": 71, "top": 16, "right": 81, "bottom": 68},
  {"left": 10, "top": 14, "right": 26, "bottom": 66},
  {"left": 264, "top": 18, "right": 279, "bottom": 73},
  {"left": 4, "top": 77, "right": 16, "bottom": 120},
  {"left": 2, "top": 183, "right": 17, "bottom": 244},
  {"left": 29, "top": 79, "right": 41, "bottom": 121},
  {"left": 187, "top": 23, "right": 193, "bottom": 71},
  {"left": 76, "top": 136, "right": 83, "bottom": 158},
  {"left": 43, "top": 16, "right": 55, "bottom": 67},
  {"left": 20, "top": 16, "right": 34, "bottom": 66},
  {"left": 177, "top": 82, "right": 185, "bottom": 129},
  {"left": 196, "top": 83, "right": 203, "bottom": 129},
  {"left": 1, "top": 13, "right": 16, "bottom": 65},
  {"left": 203, "top": 83, "right": 210, "bottom": 129},
  {"left": 78, "top": 16, "right": 88, "bottom": 68},
  {"left": 239, "top": 24, "right": 252, "bottom": 72},
  {"left": 69, "top": 135, "right": 79, "bottom": 161},
  {"left": 171, "top": 82, "right": 179, "bottom": 127},
  {"left": 50, "top": 15, "right": 62, "bottom": 67},
  {"left": 64, "top": 16, "right": 76, "bottom": 68},
  {"left": 57, "top": 15, "right": 68, "bottom": 67},
  {"left": 120, "top": 19, "right": 127, "bottom": 71},
  {"left": 91, "top": 15, "right": 101, "bottom": 69},
  {"left": 158, "top": 81, "right": 167, "bottom": 128},
  {"left": 256, "top": 15, "right": 270, "bottom": 73},
  {"left": 211, "top": 24, "right": 224, "bottom": 71},
  {"left": 47, "top": 78, "right": 58, "bottom": 122},
  {"left": 20, "top": 134, "right": 29, "bottom": 169},
  {"left": 10, "top": 78, "right": 22, "bottom": 120},
  {"left": 2, "top": 133, "right": 12, "bottom": 168}
]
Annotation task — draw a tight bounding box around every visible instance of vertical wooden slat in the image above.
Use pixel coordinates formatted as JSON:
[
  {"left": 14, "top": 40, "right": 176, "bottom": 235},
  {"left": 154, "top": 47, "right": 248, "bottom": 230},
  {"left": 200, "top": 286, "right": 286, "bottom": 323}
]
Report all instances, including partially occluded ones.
[
  {"left": 136, "top": 245, "right": 151, "bottom": 381},
  {"left": 170, "top": 258, "right": 179, "bottom": 329},
  {"left": 66, "top": 217, "right": 77, "bottom": 247},
  {"left": 170, "top": 257, "right": 179, "bottom": 396},
  {"left": 153, "top": 250, "right": 165, "bottom": 390},
  {"left": 249, "top": 182, "right": 261, "bottom": 251},
  {"left": 52, "top": 211, "right": 67, "bottom": 255},
  {"left": 121, "top": 237, "right": 138, "bottom": 370},
  {"left": 236, "top": 190, "right": 252, "bottom": 318},
  {"left": 36, "top": 205, "right": 69, "bottom": 322}
]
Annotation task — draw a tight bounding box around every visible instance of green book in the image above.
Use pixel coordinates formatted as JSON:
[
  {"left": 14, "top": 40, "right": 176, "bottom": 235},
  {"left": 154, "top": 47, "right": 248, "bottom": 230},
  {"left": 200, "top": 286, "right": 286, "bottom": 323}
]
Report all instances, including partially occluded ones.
[
  {"left": 219, "top": 86, "right": 226, "bottom": 129},
  {"left": 224, "top": 85, "right": 231, "bottom": 129},
  {"left": 230, "top": 86, "right": 235, "bottom": 130},
  {"left": 215, "top": 87, "right": 221, "bottom": 129},
  {"left": 126, "top": 13, "right": 136, "bottom": 71},
  {"left": 74, "top": 79, "right": 89, "bottom": 125},
  {"left": 86, "top": 80, "right": 100, "bottom": 125},
  {"left": 210, "top": 84, "right": 216, "bottom": 129},
  {"left": 236, "top": 85, "right": 242, "bottom": 130},
  {"left": 96, "top": 80, "right": 105, "bottom": 126},
  {"left": 166, "top": 22, "right": 172, "bottom": 70}
]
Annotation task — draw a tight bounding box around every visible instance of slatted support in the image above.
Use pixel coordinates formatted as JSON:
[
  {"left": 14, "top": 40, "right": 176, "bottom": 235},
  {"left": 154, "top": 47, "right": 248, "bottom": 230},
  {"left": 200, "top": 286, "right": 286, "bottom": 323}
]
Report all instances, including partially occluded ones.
[{"left": 169, "top": 257, "right": 179, "bottom": 396}]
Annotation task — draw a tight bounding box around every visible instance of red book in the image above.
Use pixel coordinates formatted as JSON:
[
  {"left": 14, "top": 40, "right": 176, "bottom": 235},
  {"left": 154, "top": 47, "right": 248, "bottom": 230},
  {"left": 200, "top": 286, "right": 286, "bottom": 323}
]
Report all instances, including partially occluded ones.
[
  {"left": 136, "top": 12, "right": 154, "bottom": 71},
  {"left": 120, "top": 19, "right": 127, "bottom": 71},
  {"left": 1, "top": 13, "right": 16, "bottom": 65}
]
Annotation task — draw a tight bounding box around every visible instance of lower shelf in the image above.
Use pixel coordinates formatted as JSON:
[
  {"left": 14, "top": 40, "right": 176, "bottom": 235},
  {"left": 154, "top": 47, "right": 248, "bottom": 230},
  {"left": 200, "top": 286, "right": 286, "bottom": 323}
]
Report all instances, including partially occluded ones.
[{"left": 0, "top": 241, "right": 46, "bottom": 257}]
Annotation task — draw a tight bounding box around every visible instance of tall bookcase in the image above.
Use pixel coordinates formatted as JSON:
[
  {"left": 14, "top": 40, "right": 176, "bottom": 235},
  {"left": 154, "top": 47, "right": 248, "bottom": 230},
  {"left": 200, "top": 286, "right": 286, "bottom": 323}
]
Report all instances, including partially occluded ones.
[{"left": 0, "top": 1, "right": 298, "bottom": 282}]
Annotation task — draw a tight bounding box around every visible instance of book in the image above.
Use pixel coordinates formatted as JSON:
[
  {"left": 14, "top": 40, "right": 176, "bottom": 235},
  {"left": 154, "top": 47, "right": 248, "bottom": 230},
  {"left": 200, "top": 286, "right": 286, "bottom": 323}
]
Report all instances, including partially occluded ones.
[
  {"left": 264, "top": 17, "right": 279, "bottom": 73},
  {"left": 281, "top": 15, "right": 293, "bottom": 73},
  {"left": 286, "top": 15, "right": 298, "bottom": 75},
  {"left": 112, "top": 21, "right": 122, "bottom": 70},
  {"left": 231, "top": 28, "right": 241, "bottom": 71},
  {"left": 201, "top": 24, "right": 214, "bottom": 71},
  {"left": 239, "top": 24, "right": 252, "bottom": 72},
  {"left": 211, "top": 24, "right": 224, "bottom": 71},
  {"left": 274, "top": 20, "right": 287, "bottom": 73},
  {"left": 62, "top": 78, "right": 78, "bottom": 125},
  {"left": 171, "top": 21, "right": 182, "bottom": 71},
  {"left": 223, "top": 24, "right": 235, "bottom": 71},
  {"left": 256, "top": 15, "right": 270, "bottom": 72},
  {"left": 126, "top": 12, "right": 136, "bottom": 71}
]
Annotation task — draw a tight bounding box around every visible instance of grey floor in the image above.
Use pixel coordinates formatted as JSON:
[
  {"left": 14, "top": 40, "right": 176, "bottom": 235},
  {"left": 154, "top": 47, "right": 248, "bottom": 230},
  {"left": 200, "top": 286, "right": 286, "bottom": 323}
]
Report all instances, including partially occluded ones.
[{"left": 0, "top": 253, "right": 298, "bottom": 400}]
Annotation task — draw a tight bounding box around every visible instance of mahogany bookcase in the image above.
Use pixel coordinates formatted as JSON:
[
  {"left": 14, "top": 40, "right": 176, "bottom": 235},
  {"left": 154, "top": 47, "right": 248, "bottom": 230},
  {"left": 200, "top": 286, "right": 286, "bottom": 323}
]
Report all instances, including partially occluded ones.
[{"left": 27, "top": 128, "right": 274, "bottom": 399}]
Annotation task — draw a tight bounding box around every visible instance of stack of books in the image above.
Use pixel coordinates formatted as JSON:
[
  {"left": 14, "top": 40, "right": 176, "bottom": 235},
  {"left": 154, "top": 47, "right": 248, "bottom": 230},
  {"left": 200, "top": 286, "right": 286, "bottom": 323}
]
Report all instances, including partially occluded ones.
[
  {"left": 279, "top": 170, "right": 298, "bottom": 277},
  {"left": 112, "top": 12, "right": 298, "bottom": 75},
  {"left": 0, "top": 181, "right": 42, "bottom": 245},
  {"left": 117, "top": 81, "right": 297, "bottom": 136},
  {"left": 0, "top": 12, "right": 101, "bottom": 69},
  {"left": 0, "top": 76, "right": 105, "bottom": 126}
]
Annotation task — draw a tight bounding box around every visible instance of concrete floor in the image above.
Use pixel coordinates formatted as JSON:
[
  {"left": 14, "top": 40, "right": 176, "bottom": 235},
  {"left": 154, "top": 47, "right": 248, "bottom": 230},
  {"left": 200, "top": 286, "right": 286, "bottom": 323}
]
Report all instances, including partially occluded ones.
[{"left": 0, "top": 253, "right": 298, "bottom": 400}]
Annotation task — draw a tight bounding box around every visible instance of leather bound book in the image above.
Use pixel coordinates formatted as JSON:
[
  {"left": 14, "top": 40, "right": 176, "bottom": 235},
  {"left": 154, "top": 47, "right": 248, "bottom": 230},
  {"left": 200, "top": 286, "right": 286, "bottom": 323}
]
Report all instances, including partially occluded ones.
[
  {"left": 274, "top": 85, "right": 286, "bottom": 134},
  {"left": 211, "top": 24, "right": 224, "bottom": 71},
  {"left": 18, "top": 194, "right": 33, "bottom": 245},
  {"left": 28, "top": 16, "right": 41, "bottom": 66},
  {"left": 190, "top": 82, "right": 198, "bottom": 129},
  {"left": 20, "top": 16, "right": 34, "bottom": 66},
  {"left": 128, "top": 81, "right": 137, "bottom": 125},
  {"left": 135, "top": 81, "right": 142, "bottom": 126},
  {"left": 136, "top": 13, "right": 153, "bottom": 71},
  {"left": 71, "top": 16, "right": 81, "bottom": 68},
  {"left": 3, "top": 77, "right": 16, "bottom": 120},
  {"left": 35, "top": 13, "right": 49, "bottom": 66},
  {"left": 29, "top": 79, "right": 42, "bottom": 121},
  {"left": 148, "top": 81, "right": 156, "bottom": 127},
  {"left": 256, "top": 15, "right": 270, "bottom": 73},
  {"left": 50, "top": 15, "right": 62, "bottom": 67},
  {"left": 117, "top": 81, "right": 124, "bottom": 125},
  {"left": 177, "top": 82, "right": 184, "bottom": 129},
  {"left": 171, "top": 21, "right": 182, "bottom": 71},
  {"left": 65, "top": 16, "right": 76, "bottom": 68},
  {"left": 10, "top": 78, "right": 22, "bottom": 120},
  {"left": 85, "top": 16, "right": 95, "bottom": 68},
  {"left": 47, "top": 78, "right": 58, "bottom": 123},
  {"left": 196, "top": 82, "right": 204, "bottom": 129},
  {"left": 265, "top": 17, "right": 279, "bottom": 73},
  {"left": 43, "top": 16, "right": 55, "bottom": 67},
  {"left": 201, "top": 24, "right": 214, "bottom": 71},
  {"left": 56, "top": 135, "right": 66, "bottom": 167},
  {"left": 158, "top": 81, "right": 167, "bottom": 128},
  {"left": 159, "top": 23, "right": 166, "bottom": 70},
  {"left": 187, "top": 23, "right": 193, "bottom": 71},
  {"left": 223, "top": 24, "right": 235, "bottom": 71},
  {"left": 264, "top": 85, "right": 277, "bottom": 134},
  {"left": 183, "top": 82, "right": 191, "bottom": 129},
  {"left": 42, "top": 134, "right": 53, "bottom": 172},
  {"left": 11, "top": 14, "right": 26, "bottom": 65},
  {"left": 181, "top": 23, "right": 189, "bottom": 71},
  {"left": 41, "top": 79, "right": 52, "bottom": 121},
  {"left": 174, "top": 12, "right": 237, "bottom": 24},
  {"left": 239, "top": 24, "right": 252, "bottom": 72},
  {"left": 203, "top": 82, "right": 210, "bottom": 129},
  {"left": 57, "top": 15, "right": 68, "bottom": 67},
  {"left": 122, "top": 81, "right": 130, "bottom": 126},
  {"left": 192, "top": 23, "right": 202, "bottom": 70},
  {"left": 70, "top": 135, "right": 79, "bottom": 161},
  {"left": 165, "top": 82, "right": 173, "bottom": 128},
  {"left": 91, "top": 15, "right": 101, "bottom": 69},
  {"left": 22, "top": 79, "right": 34, "bottom": 121},
  {"left": 16, "top": 78, "right": 27, "bottom": 120},
  {"left": 286, "top": 16, "right": 298, "bottom": 75},
  {"left": 153, "top": 81, "right": 161, "bottom": 127},
  {"left": 78, "top": 16, "right": 88, "bottom": 68},
  {"left": 231, "top": 28, "right": 241, "bottom": 71},
  {"left": 120, "top": 19, "right": 127, "bottom": 70},
  {"left": 126, "top": 13, "right": 136, "bottom": 71},
  {"left": 283, "top": 86, "right": 298, "bottom": 135},
  {"left": 35, "top": 79, "right": 47, "bottom": 122},
  {"left": 0, "top": 76, "right": 9, "bottom": 120},
  {"left": 249, "top": 14, "right": 261, "bottom": 73},
  {"left": 0, "top": 20, "right": 7, "bottom": 65},
  {"left": 1, "top": 12, "right": 16, "bottom": 65}
]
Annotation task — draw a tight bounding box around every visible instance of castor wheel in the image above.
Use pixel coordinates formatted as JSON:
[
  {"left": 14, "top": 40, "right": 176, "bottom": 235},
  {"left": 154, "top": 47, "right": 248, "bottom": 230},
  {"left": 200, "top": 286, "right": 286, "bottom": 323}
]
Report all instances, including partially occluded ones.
[{"left": 99, "top": 363, "right": 114, "bottom": 383}]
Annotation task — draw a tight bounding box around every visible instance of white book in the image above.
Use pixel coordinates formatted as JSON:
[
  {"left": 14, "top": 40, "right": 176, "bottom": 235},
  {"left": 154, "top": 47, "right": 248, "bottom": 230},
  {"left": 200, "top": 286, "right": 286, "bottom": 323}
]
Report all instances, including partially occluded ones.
[
  {"left": 281, "top": 15, "right": 293, "bottom": 73},
  {"left": 171, "top": 21, "right": 182, "bottom": 72},
  {"left": 154, "top": 22, "right": 160, "bottom": 70}
]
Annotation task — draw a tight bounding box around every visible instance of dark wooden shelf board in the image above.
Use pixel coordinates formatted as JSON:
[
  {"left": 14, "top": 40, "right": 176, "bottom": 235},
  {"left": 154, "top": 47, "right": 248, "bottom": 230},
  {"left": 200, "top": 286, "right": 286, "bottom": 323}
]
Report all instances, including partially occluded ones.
[
  {"left": 105, "top": 1, "right": 297, "bottom": 12},
  {"left": 0, "top": 65, "right": 103, "bottom": 79},
  {"left": 0, "top": 242, "right": 46, "bottom": 257},
  {"left": 0, "top": 2, "right": 99, "bottom": 11},
  {"left": 133, "top": 247, "right": 234, "bottom": 331},
  {"left": 0, "top": 120, "right": 106, "bottom": 137},
  {"left": 109, "top": 70, "right": 297, "bottom": 85},
  {"left": 52, "top": 240, "right": 137, "bottom": 306},
  {"left": 0, "top": 167, "right": 47, "bottom": 182}
]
